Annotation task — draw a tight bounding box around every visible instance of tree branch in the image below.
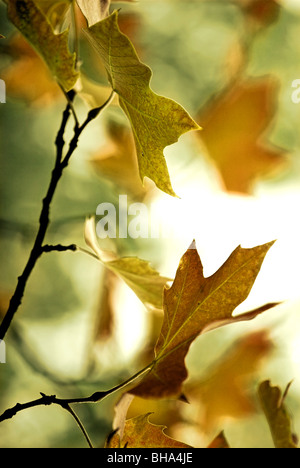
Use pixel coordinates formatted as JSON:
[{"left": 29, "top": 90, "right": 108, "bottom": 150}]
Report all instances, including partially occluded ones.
[
  {"left": 0, "top": 93, "right": 103, "bottom": 340},
  {"left": 0, "top": 364, "right": 151, "bottom": 424}
]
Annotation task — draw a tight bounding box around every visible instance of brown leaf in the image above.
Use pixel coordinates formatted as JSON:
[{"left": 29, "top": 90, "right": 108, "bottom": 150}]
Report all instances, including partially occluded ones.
[
  {"left": 130, "top": 240, "right": 276, "bottom": 399},
  {"left": 207, "top": 431, "right": 230, "bottom": 448},
  {"left": 106, "top": 413, "right": 192, "bottom": 448},
  {"left": 90, "top": 119, "right": 153, "bottom": 199},
  {"left": 198, "top": 77, "right": 286, "bottom": 193},
  {"left": 186, "top": 331, "right": 274, "bottom": 430},
  {"left": 237, "top": 0, "right": 281, "bottom": 27}
]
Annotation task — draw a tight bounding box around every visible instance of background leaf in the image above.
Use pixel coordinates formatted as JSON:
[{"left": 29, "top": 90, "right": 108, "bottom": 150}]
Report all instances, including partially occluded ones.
[
  {"left": 198, "top": 77, "right": 286, "bottom": 193},
  {"left": 258, "top": 380, "right": 298, "bottom": 448}
]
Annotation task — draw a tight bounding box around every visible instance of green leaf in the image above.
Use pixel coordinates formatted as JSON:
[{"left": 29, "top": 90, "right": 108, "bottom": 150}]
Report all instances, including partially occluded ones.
[
  {"left": 84, "top": 10, "right": 200, "bottom": 197},
  {"left": 84, "top": 218, "right": 171, "bottom": 310},
  {"left": 131, "top": 240, "right": 276, "bottom": 398},
  {"left": 4, "top": 0, "right": 79, "bottom": 91},
  {"left": 258, "top": 380, "right": 298, "bottom": 448}
]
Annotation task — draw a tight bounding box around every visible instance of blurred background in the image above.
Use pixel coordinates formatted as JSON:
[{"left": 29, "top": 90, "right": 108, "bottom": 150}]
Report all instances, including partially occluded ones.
[{"left": 1, "top": 0, "right": 300, "bottom": 448}]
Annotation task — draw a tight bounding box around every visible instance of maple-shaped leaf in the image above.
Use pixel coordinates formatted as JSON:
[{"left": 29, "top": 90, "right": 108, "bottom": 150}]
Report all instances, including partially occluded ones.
[
  {"left": 105, "top": 413, "right": 192, "bottom": 448},
  {"left": 84, "top": 218, "right": 170, "bottom": 310},
  {"left": 130, "top": 240, "right": 276, "bottom": 398},
  {"left": 4, "top": 0, "right": 79, "bottom": 92},
  {"left": 198, "top": 77, "right": 286, "bottom": 193},
  {"left": 259, "top": 380, "right": 298, "bottom": 448},
  {"left": 207, "top": 431, "right": 230, "bottom": 449},
  {"left": 84, "top": 10, "right": 200, "bottom": 197},
  {"left": 186, "top": 331, "right": 273, "bottom": 430}
]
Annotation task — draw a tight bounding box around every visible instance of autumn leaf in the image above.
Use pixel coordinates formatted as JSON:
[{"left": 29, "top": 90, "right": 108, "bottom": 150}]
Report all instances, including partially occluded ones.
[
  {"left": 207, "top": 431, "right": 230, "bottom": 449},
  {"left": 198, "top": 77, "right": 286, "bottom": 193},
  {"left": 84, "top": 218, "right": 171, "bottom": 310},
  {"left": 0, "top": 34, "right": 5, "bottom": 39},
  {"left": 186, "top": 331, "right": 274, "bottom": 430},
  {"left": 34, "top": 0, "right": 72, "bottom": 30},
  {"left": 76, "top": 0, "right": 110, "bottom": 26},
  {"left": 106, "top": 413, "right": 192, "bottom": 448},
  {"left": 90, "top": 119, "right": 153, "bottom": 199},
  {"left": 4, "top": 0, "right": 79, "bottom": 92},
  {"left": 236, "top": 0, "right": 281, "bottom": 27},
  {"left": 130, "top": 240, "right": 276, "bottom": 399},
  {"left": 258, "top": 380, "right": 298, "bottom": 448},
  {"left": 84, "top": 10, "right": 200, "bottom": 197},
  {"left": 2, "top": 34, "right": 62, "bottom": 105}
]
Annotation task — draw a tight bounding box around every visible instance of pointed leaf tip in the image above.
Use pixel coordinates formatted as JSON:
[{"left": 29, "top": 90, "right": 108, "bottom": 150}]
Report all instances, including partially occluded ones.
[{"left": 131, "top": 240, "right": 276, "bottom": 398}]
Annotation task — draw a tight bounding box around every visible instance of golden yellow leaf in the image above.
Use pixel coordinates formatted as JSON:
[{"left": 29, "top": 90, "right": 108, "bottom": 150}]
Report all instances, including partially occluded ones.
[
  {"left": 131, "top": 240, "right": 276, "bottom": 399},
  {"left": 106, "top": 413, "right": 192, "bottom": 448},
  {"left": 84, "top": 10, "right": 200, "bottom": 197},
  {"left": 4, "top": 0, "right": 79, "bottom": 91},
  {"left": 84, "top": 218, "right": 171, "bottom": 310},
  {"left": 186, "top": 331, "right": 273, "bottom": 430}
]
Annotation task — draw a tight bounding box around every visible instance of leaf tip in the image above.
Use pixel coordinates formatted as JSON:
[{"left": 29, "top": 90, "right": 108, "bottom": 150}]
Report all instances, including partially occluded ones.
[{"left": 188, "top": 239, "right": 197, "bottom": 250}]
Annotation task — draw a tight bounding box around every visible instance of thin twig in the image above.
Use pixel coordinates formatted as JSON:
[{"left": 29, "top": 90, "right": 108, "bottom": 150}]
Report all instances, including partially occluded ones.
[
  {"left": 0, "top": 364, "right": 151, "bottom": 424},
  {"left": 64, "top": 404, "right": 94, "bottom": 449},
  {"left": 42, "top": 244, "right": 78, "bottom": 253},
  {"left": 0, "top": 92, "right": 104, "bottom": 340}
]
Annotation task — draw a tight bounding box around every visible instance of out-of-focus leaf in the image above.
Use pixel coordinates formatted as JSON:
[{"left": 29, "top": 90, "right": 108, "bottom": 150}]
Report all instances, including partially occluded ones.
[
  {"left": 186, "top": 331, "right": 274, "bottom": 430},
  {"left": 106, "top": 413, "right": 192, "bottom": 448},
  {"left": 130, "top": 240, "right": 276, "bottom": 399},
  {"left": 84, "top": 218, "right": 171, "bottom": 310},
  {"left": 198, "top": 77, "right": 286, "bottom": 193},
  {"left": 112, "top": 393, "right": 135, "bottom": 441},
  {"left": 93, "top": 270, "right": 117, "bottom": 341},
  {"left": 0, "top": 34, "right": 5, "bottom": 39},
  {"left": 258, "top": 380, "right": 298, "bottom": 448},
  {"left": 90, "top": 119, "right": 153, "bottom": 199},
  {"left": 236, "top": 0, "right": 281, "bottom": 26},
  {"left": 76, "top": 0, "right": 110, "bottom": 26},
  {"left": 84, "top": 10, "right": 200, "bottom": 197},
  {"left": 4, "top": 0, "right": 79, "bottom": 91},
  {"left": 207, "top": 431, "right": 230, "bottom": 448},
  {"left": 2, "top": 34, "right": 62, "bottom": 105}
]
